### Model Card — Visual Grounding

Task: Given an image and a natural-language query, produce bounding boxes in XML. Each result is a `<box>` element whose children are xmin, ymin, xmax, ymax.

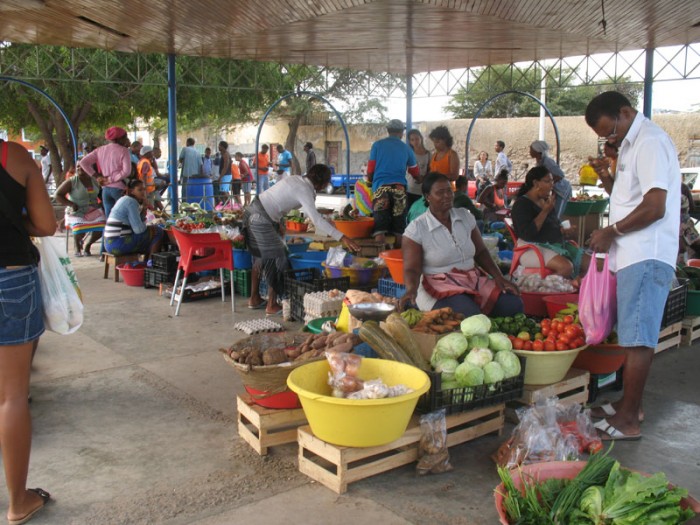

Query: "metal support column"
<box><xmin>167</xmin><ymin>54</ymin><xmax>179</xmax><ymax>214</ymax></box>
<box><xmin>405</xmin><ymin>74</ymin><xmax>413</xmax><ymax>133</ymax></box>
<box><xmin>643</xmin><ymin>48</ymin><xmax>654</xmax><ymax>119</ymax></box>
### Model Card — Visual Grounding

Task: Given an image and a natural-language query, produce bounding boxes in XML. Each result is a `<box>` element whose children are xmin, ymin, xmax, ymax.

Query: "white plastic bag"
<box><xmin>35</xmin><ymin>237</ymin><xmax>83</xmax><ymax>334</ymax></box>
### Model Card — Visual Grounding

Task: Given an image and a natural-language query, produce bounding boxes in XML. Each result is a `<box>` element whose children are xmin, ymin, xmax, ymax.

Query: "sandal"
<box><xmin>8</xmin><ymin>488</ymin><xmax>51</xmax><ymax>525</ymax></box>
<box><xmin>594</xmin><ymin>419</ymin><xmax>642</xmax><ymax>441</ymax></box>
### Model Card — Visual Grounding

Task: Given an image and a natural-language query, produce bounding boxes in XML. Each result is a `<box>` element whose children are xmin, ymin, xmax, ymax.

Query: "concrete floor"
<box><xmin>3</xmin><ymin>238</ymin><xmax>700</xmax><ymax>524</ymax></box>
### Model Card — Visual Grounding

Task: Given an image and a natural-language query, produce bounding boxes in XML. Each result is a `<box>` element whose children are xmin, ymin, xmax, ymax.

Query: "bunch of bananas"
<box><xmin>557</xmin><ymin>302</ymin><xmax>580</xmax><ymax>324</ymax></box>
<box><xmin>400</xmin><ymin>308</ymin><xmax>423</xmax><ymax>328</ymax></box>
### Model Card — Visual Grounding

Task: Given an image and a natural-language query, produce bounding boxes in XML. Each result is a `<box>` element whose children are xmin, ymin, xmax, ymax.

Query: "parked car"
<box><xmin>682</xmin><ymin>167</ymin><xmax>700</xmax><ymax>205</ymax></box>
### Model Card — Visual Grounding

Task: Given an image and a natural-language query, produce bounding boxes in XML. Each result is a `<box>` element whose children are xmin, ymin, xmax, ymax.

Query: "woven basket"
<box><xmin>222</xmin><ymin>333</ymin><xmax>324</xmax><ymax>395</ymax></box>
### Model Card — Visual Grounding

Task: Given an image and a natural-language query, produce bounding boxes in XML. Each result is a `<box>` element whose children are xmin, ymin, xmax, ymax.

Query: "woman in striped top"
<box><xmin>104</xmin><ymin>179</ymin><xmax>163</xmax><ymax>259</ymax></box>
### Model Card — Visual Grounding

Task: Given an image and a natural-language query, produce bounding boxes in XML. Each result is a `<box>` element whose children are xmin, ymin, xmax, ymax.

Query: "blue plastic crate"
<box><xmin>377</xmin><ymin>277</ymin><xmax>406</xmax><ymax>299</ymax></box>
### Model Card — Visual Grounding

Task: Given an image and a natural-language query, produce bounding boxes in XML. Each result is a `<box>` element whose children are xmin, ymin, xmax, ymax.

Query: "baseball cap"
<box><xmin>140</xmin><ymin>145</ymin><xmax>153</xmax><ymax>155</ymax></box>
<box><xmin>387</xmin><ymin>119</ymin><xmax>406</xmax><ymax>131</ymax></box>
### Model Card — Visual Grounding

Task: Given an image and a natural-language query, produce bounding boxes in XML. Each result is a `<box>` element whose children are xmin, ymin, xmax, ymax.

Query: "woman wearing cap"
<box><xmin>54</xmin><ymin>165</ymin><xmax>106</xmax><ymax>256</ymax></box>
<box><xmin>529</xmin><ymin>140</ymin><xmax>571</xmax><ymax>219</ymax></box>
<box><xmin>428</xmin><ymin>125</ymin><xmax>460</xmax><ymax>181</ymax></box>
<box><xmin>244</xmin><ymin>164</ymin><xmax>361</xmax><ymax>315</ymax></box>
<box><xmin>79</xmin><ymin>126</ymin><xmax>132</xmax><ymax>258</ymax></box>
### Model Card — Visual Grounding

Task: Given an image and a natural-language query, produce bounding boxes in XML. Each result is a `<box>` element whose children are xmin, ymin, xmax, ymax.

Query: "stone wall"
<box><xmin>223</xmin><ymin>113</ymin><xmax>700</xmax><ymax>182</ymax></box>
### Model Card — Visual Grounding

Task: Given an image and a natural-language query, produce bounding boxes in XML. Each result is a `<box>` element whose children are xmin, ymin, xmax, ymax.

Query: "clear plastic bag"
<box><xmin>416</xmin><ymin>409</ymin><xmax>453</xmax><ymax>475</ymax></box>
<box><xmin>326</xmin><ymin>245</ymin><xmax>348</xmax><ymax>267</ymax></box>
<box><xmin>326</xmin><ymin>351</ymin><xmax>364</xmax><ymax>397</ymax></box>
<box><xmin>35</xmin><ymin>237</ymin><xmax>83</xmax><ymax>335</ymax></box>
<box><xmin>493</xmin><ymin>397</ymin><xmax>602</xmax><ymax>468</ymax></box>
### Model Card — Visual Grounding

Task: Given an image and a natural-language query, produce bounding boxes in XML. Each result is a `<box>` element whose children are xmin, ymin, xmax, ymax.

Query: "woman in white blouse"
<box><xmin>474</xmin><ymin>150</ymin><xmax>493</xmax><ymax>195</ymax></box>
<box><xmin>244</xmin><ymin>164</ymin><xmax>360</xmax><ymax>315</ymax></box>
<box><xmin>399</xmin><ymin>173</ymin><xmax>522</xmax><ymax>316</ymax></box>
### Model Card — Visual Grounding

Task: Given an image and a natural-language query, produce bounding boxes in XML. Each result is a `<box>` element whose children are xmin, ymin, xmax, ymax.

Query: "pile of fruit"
<box><xmin>506</xmin><ymin>316</ymin><xmax>585</xmax><ymax>351</ymax></box>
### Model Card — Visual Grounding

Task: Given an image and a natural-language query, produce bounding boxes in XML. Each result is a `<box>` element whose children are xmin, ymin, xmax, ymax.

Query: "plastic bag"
<box><xmin>416</xmin><ymin>409</ymin><xmax>453</xmax><ymax>475</ymax></box>
<box><xmin>326</xmin><ymin>351</ymin><xmax>364</xmax><ymax>397</ymax></box>
<box><xmin>326</xmin><ymin>245</ymin><xmax>347</xmax><ymax>267</ymax></box>
<box><xmin>492</xmin><ymin>397</ymin><xmax>602</xmax><ymax>469</ymax></box>
<box><xmin>578</xmin><ymin>253</ymin><xmax>617</xmax><ymax>345</ymax></box>
<box><xmin>35</xmin><ymin>237</ymin><xmax>83</xmax><ymax>335</ymax></box>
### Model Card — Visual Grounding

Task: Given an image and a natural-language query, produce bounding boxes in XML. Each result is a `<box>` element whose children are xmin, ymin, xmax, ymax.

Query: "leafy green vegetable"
<box><xmin>488</xmin><ymin>332</ymin><xmax>513</xmax><ymax>352</ymax></box>
<box><xmin>483</xmin><ymin>361</ymin><xmax>505</xmax><ymax>384</ymax></box>
<box><xmin>460</xmin><ymin>314</ymin><xmax>491</xmax><ymax>337</ymax></box>
<box><xmin>454</xmin><ymin>361</ymin><xmax>484</xmax><ymax>387</ymax></box>
<box><xmin>465</xmin><ymin>347</ymin><xmax>493</xmax><ymax>368</ymax></box>
<box><xmin>432</xmin><ymin>333</ymin><xmax>469</xmax><ymax>360</ymax></box>
<box><xmin>468</xmin><ymin>334</ymin><xmax>490</xmax><ymax>350</ymax></box>
<box><xmin>494</xmin><ymin>350</ymin><xmax>521</xmax><ymax>378</ymax></box>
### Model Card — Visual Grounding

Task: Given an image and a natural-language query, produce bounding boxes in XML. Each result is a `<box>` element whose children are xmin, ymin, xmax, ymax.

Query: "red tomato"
<box><xmin>523</xmin><ymin>341</ymin><xmax>533</xmax><ymax>351</ymax></box>
<box><xmin>541</xmin><ymin>326</ymin><xmax>550</xmax><ymax>337</ymax></box>
<box><xmin>556</xmin><ymin>341</ymin><xmax>569</xmax><ymax>351</ymax></box>
<box><xmin>532</xmin><ymin>340</ymin><xmax>544</xmax><ymax>352</ymax></box>
<box><xmin>544</xmin><ymin>341</ymin><xmax>557</xmax><ymax>352</ymax></box>
<box><xmin>551</xmin><ymin>319</ymin><xmax>561</xmax><ymax>330</ymax></box>
<box><xmin>565</xmin><ymin>325</ymin><xmax>579</xmax><ymax>337</ymax></box>
<box><xmin>541</xmin><ymin>319</ymin><xmax>551</xmax><ymax>329</ymax></box>
<box><xmin>512</xmin><ymin>337</ymin><xmax>525</xmax><ymax>350</ymax></box>
<box><xmin>573</xmin><ymin>337</ymin><xmax>586</xmax><ymax>348</ymax></box>
<box><xmin>557</xmin><ymin>333</ymin><xmax>571</xmax><ymax>345</ymax></box>
<box><xmin>563</xmin><ymin>314</ymin><xmax>574</xmax><ymax>325</ymax></box>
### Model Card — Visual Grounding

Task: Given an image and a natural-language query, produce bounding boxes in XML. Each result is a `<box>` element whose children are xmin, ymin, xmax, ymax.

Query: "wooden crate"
<box><xmin>297</xmin><ymin>403</ymin><xmax>504</xmax><ymax>494</ymax></box>
<box><xmin>236</xmin><ymin>396</ymin><xmax>307</xmax><ymax>456</ymax></box>
<box><xmin>681</xmin><ymin>316</ymin><xmax>700</xmax><ymax>346</ymax></box>
<box><xmin>506</xmin><ymin>368</ymin><xmax>590</xmax><ymax>422</ymax></box>
<box><xmin>655</xmin><ymin>322</ymin><xmax>682</xmax><ymax>354</ymax></box>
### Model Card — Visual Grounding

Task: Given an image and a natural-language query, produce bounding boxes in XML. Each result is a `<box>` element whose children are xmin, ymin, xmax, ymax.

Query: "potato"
<box><xmin>262</xmin><ymin>348</ymin><xmax>287</xmax><ymax>365</ymax></box>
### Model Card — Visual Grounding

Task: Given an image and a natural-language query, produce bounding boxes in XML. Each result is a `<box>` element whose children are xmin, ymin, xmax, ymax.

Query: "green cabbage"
<box><xmin>434</xmin><ymin>358</ymin><xmax>458</xmax><ymax>382</ymax></box>
<box><xmin>488</xmin><ymin>332</ymin><xmax>513</xmax><ymax>352</ymax></box>
<box><xmin>465</xmin><ymin>347</ymin><xmax>493</xmax><ymax>368</ymax></box>
<box><xmin>468</xmin><ymin>334</ymin><xmax>490</xmax><ymax>350</ymax></box>
<box><xmin>432</xmin><ymin>333</ymin><xmax>469</xmax><ymax>360</ymax></box>
<box><xmin>454</xmin><ymin>361</ymin><xmax>484</xmax><ymax>387</ymax></box>
<box><xmin>494</xmin><ymin>350</ymin><xmax>521</xmax><ymax>378</ymax></box>
<box><xmin>440</xmin><ymin>379</ymin><xmax>460</xmax><ymax>391</ymax></box>
<box><xmin>460</xmin><ymin>314</ymin><xmax>491</xmax><ymax>337</ymax></box>
<box><xmin>483</xmin><ymin>361</ymin><xmax>505</xmax><ymax>384</ymax></box>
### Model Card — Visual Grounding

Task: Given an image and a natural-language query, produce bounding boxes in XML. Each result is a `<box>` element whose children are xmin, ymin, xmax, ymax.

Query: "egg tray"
<box><xmin>303</xmin><ymin>291</ymin><xmax>345</xmax><ymax>319</ymax></box>
<box><xmin>233</xmin><ymin>319</ymin><xmax>285</xmax><ymax>335</ymax></box>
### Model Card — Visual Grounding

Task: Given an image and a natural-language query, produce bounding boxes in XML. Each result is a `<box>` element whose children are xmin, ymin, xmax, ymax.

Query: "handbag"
<box><xmin>422</xmin><ymin>268</ymin><xmax>501</xmax><ymax>315</ymax></box>
<box><xmin>578</xmin><ymin>253</ymin><xmax>617</xmax><ymax>345</ymax></box>
<box><xmin>34</xmin><ymin>237</ymin><xmax>84</xmax><ymax>335</ymax></box>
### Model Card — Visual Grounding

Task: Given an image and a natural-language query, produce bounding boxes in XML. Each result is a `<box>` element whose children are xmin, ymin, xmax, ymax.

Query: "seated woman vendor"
<box><xmin>399</xmin><ymin>173</ymin><xmax>523</xmax><ymax>318</ymax></box>
<box><xmin>104</xmin><ymin>178</ymin><xmax>164</xmax><ymax>259</ymax></box>
<box><xmin>510</xmin><ymin>166</ymin><xmax>590</xmax><ymax>277</ymax></box>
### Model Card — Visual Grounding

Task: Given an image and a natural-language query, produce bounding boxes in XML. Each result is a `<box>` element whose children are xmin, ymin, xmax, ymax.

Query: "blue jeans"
<box><xmin>0</xmin><ymin>266</ymin><xmax>44</xmax><ymax>345</ymax></box>
<box><xmin>100</xmin><ymin>186</ymin><xmax>125</xmax><ymax>254</ymax></box>
<box><xmin>257</xmin><ymin>174</ymin><xmax>269</xmax><ymax>193</ymax></box>
<box><xmin>616</xmin><ymin>259</ymin><xmax>675</xmax><ymax>348</ymax></box>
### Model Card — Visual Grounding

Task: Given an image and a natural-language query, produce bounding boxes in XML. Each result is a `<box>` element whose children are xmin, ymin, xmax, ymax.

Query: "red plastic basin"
<box><xmin>244</xmin><ymin>385</ymin><xmax>301</xmax><ymax>409</ymax></box>
<box><xmin>117</xmin><ymin>263</ymin><xmax>146</xmax><ymax>287</ymax></box>
<box><xmin>572</xmin><ymin>343</ymin><xmax>626</xmax><ymax>375</ymax></box>
<box><xmin>543</xmin><ymin>293</ymin><xmax>579</xmax><ymax>318</ymax></box>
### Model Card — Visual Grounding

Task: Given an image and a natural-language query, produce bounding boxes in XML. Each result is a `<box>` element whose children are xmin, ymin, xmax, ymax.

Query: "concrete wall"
<box><xmin>220</xmin><ymin>113</ymin><xmax>700</xmax><ymax>182</ymax></box>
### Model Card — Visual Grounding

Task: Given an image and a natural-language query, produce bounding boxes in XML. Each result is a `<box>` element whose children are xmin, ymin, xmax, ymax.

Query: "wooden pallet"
<box><xmin>297</xmin><ymin>403</ymin><xmax>504</xmax><ymax>494</ymax></box>
<box><xmin>236</xmin><ymin>396</ymin><xmax>307</xmax><ymax>455</ymax></box>
<box><xmin>506</xmin><ymin>368</ymin><xmax>590</xmax><ymax>422</ymax></box>
<box><xmin>681</xmin><ymin>316</ymin><xmax>700</xmax><ymax>346</ymax></box>
<box><xmin>655</xmin><ymin>322</ymin><xmax>682</xmax><ymax>354</ymax></box>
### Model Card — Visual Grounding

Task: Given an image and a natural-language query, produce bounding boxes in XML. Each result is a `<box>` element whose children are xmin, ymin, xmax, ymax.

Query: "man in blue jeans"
<box><xmin>586</xmin><ymin>91</ymin><xmax>680</xmax><ymax>442</ymax></box>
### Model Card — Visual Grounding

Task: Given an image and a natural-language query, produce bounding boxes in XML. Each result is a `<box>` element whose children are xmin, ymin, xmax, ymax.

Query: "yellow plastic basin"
<box><xmin>513</xmin><ymin>345</ymin><xmax>587</xmax><ymax>385</ymax></box>
<box><xmin>287</xmin><ymin>358</ymin><xmax>431</xmax><ymax>447</ymax></box>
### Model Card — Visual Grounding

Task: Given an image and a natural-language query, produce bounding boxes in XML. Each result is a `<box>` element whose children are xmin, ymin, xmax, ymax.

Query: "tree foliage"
<box><xmin>444</xmin><ymin>64</ymin><xmax>642</xmax><ymax>119</ymax></box>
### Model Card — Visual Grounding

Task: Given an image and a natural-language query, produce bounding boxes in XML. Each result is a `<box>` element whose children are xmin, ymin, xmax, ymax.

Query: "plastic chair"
<box><xmin>504</xmin><ymin>218</ymin><xmax>553</xmax><ymax>279</ymax></box>
<box><xmin>170</xmin><ymin>228</ymin><xmax>235</xmax><ymax>316</ymax></box>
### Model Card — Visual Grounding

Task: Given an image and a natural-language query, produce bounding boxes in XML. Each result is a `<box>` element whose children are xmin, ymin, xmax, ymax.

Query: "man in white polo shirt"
<box><xmin>585</xmin><ymin>91</ymin><xmax>680</xmax><ymax>442</ymax></box>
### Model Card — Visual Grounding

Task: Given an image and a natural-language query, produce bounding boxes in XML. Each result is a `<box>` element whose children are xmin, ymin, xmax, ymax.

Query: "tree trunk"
<box><xmin>286</xmin><ymin>114</ymin><xmax>303</xmax><ymax>175</ymax></box>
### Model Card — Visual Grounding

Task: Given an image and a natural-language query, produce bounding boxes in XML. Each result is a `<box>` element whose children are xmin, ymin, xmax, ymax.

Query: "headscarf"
<box><xmin>105</xmin><ymin>126</ymin><xmax>127</xmax><ymax>141</ymax></box>
<box><xmin>530</xmin><ymin>140</ymin><xmax>550</xmax><ymax>157</ymax></box>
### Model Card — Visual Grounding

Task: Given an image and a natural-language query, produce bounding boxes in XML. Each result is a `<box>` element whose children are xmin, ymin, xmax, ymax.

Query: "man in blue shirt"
<box><xmin>366</xmin><ymin>119</ymin><xmax>420</xmax><ymax>246</ymax></box>
<box><xmin>178</xmin><ymin>137</ymin><xmax>203</xmax><ymax>201</ymax></box>
<box><xmin>275</xmin><ymin>144</ymin><xmax>293</xmax><ymax>183</ymax></box>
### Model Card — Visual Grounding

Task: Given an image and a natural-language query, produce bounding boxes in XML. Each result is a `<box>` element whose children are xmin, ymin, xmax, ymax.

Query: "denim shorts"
<box><xmin>616</xmin><ymin>259</ymin><xmax>675</xmax><ymax>348</ymax></box>
<box><xmin>0</xmin><ymin>265</ymin><xmax>44</xmax><ymax>345</ymax></box>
